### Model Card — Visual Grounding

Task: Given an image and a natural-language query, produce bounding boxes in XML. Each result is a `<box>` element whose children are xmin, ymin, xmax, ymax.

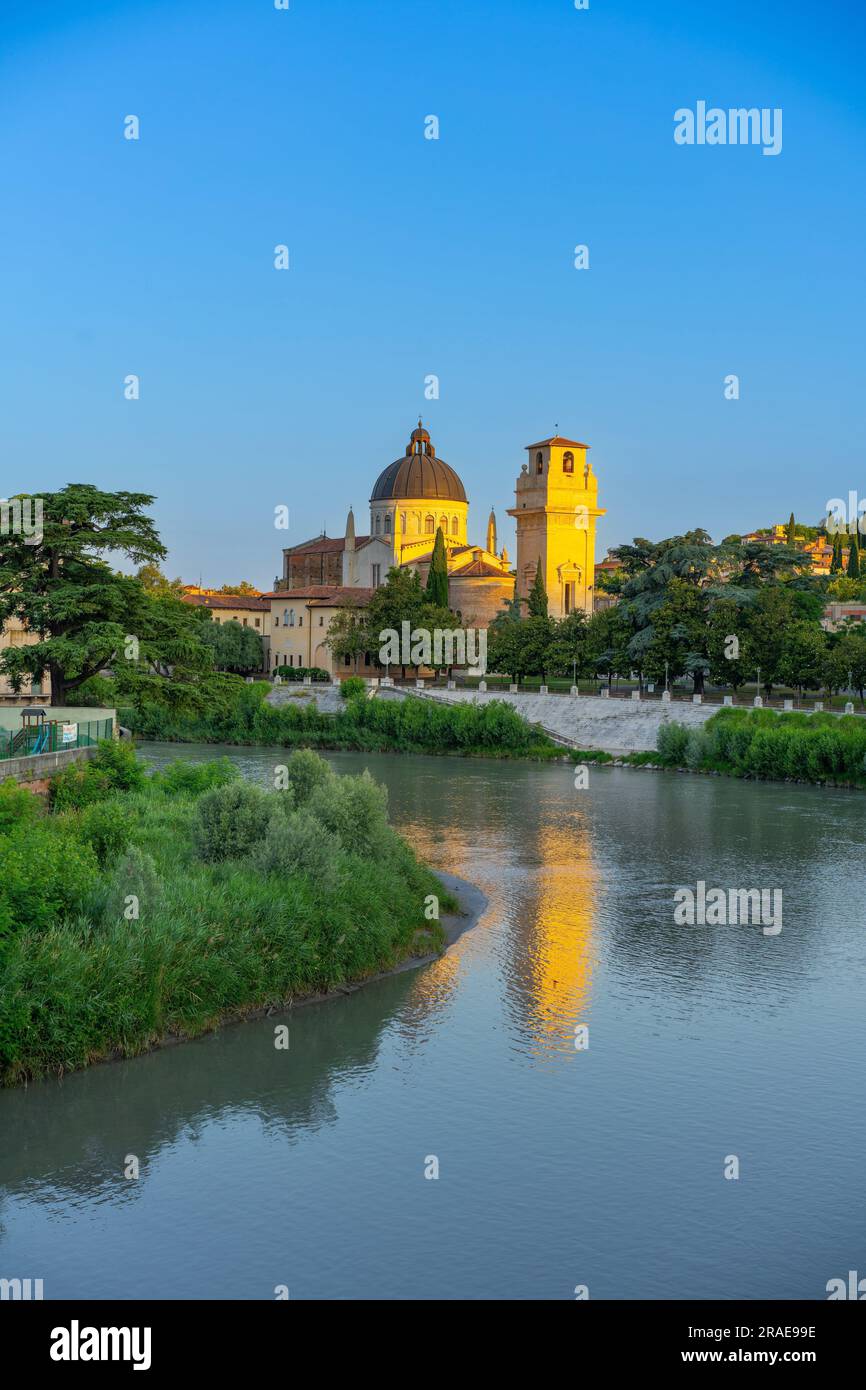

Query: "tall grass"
<box><xmin>122</xmin><ymin>685</ymin><xmax>557</xmax><ymax>758</ymax></box>
<box><xmin>655</xmin><ymin>706</ymin><xmax>866</xmax><ymax>787</ymax></box>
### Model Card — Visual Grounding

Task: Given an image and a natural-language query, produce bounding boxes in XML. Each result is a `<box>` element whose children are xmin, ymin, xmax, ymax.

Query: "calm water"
<box><xmin>1</xmin><ymin>744</ymin><xmax>864</xmax><ymax>1300</ymax></box>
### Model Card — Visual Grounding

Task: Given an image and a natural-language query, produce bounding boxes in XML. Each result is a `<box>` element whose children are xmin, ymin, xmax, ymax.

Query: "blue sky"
<box><xmin>1</xmin><ymin>0</ymin><xmax>864</xmax><ymax>588</ymax></box>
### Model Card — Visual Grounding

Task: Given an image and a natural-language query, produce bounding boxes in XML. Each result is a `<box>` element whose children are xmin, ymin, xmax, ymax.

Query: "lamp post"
<box><xmin>756</xmin><ymin>666</ymin><xmax>761</xmax><ymax>702</ymax></box>
<box><xmin>664</xmin><ymin>660</ymin><xmax>669</xmax><ymax>694</ymax></box>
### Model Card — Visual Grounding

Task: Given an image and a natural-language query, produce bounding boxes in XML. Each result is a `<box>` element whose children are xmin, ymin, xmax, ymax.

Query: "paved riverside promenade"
<box><xmin>381</xmin><ymin>686</ymin><xmax>717</xmax><ymax>755</ymax></box>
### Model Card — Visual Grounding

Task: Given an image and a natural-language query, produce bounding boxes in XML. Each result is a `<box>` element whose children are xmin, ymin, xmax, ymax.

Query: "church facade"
<box><xmin>267</xmin><ymin>421</ymin><xmax>603</xmax><ymax>674</ymax></box>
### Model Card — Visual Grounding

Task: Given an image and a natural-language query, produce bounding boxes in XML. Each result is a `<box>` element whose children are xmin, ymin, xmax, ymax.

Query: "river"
<box><xmin>1</xmin><ymin>744</ymin><xmax>863</xmax><ymax>1300</ymax></box>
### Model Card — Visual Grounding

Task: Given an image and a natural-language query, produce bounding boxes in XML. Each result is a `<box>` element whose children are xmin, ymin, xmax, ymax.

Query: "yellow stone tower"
<box><xmin>508</xmin><ymin>435</ymin><xmax>605</xmax><ymax>618</ymax></box>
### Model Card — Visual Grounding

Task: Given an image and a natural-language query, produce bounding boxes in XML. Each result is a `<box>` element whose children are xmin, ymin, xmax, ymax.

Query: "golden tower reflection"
<box><xmin>518</xmin><ymin>819</ymin><xmax>598</xmax><ymax>1049</ymax></box>
<box><xmin>397</xmin><ymin>796</ymin><xmax>599</xmax><ymax>1053</ymax></box>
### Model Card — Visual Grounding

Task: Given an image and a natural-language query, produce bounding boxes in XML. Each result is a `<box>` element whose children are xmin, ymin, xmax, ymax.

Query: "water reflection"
<box><xmin>2</xmin><ymin>745</ymin><xmax>862</xmax><ymax>1299</ymax></box>
<box><xmin>0</xmin><ymin>971</ymin><xmax>425</xmax><ymax>1214</ymax></box>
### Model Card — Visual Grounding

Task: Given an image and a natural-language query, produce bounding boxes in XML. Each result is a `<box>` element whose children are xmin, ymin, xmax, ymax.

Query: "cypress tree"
<box><xmin>528</xmin><ymin>557</ymin><xmax>548</xmax><ymax>618</ymax></box>
<box><xmin>425</xmin><ymin>526</ymin><xmax>449</xmax><ymax>608</ymax></box>
<box><xmin>786</xmin><ymin>512</ymin><xmax>796</xmax><ymax>546</ymax></box>
<box><xmin>831</xmin><ymin>534</ymin><xmax>842</xmax><ymax>573</ymax></box>
<box><xmin>847</xmin><ymin>538</ymin><xmax>860</xmax><ymax>578</ymax></box>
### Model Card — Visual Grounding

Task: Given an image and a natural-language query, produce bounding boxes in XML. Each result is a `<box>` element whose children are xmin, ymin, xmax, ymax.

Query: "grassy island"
<box><xmin>0</xmin><ymin>742</ymin><xmax>453</xmax><ymax>1085</ymax></box>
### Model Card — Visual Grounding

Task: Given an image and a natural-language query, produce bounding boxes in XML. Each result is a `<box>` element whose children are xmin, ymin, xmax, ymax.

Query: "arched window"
<box><xmin>425</xmin><ymin>515</ymin><xmax>434</xmax><ymax>534</ymax></box>
<box><xmin>400</xmin><ymin>513</ymin><xmax>407</xmax><ymax>533</ymax></box>
<box><xmin>282</xmin><ymin>608</ymin><xmax>289</xmax><ymax>626</ymax></box>
<box><xmin>563</xmin><ymin>451</ymin><xmax>574</xmax><ymax>473</ymax></box>
<box><xmin>439</xmin><ymin>515</ymin><xmax>447</xmax><ymax>533</ymax></box>
<box><xmin>413</xmin><ymin>512</ymin><xmax>421</xmax><ymax>533</ymax></box>
<box><xmin>384</xmin><ymin>514</ymin><xmax>392</xmax><ymax>535</ymax></box>
<box><xmin>375</xmin><ymin>514</ymin><xmax>381</xmax><ymax>535</ymax></box>
<box><xmin>289</xmin><ymin>608</ymin><xmax>295</xmax><ymax>628</ymax></box>
<box><xmin>451</xmin><ymin>515</ymin><xmax>459</xmax><ymax>535</ymax></box>
<box><xmin>536</xmin><ymin>451</ymin><xmax>544</xmax><ymax>474</ymax></box>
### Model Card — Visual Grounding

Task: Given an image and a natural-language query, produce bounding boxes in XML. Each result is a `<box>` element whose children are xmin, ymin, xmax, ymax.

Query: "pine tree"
<box><xmin>425</xmin><ymin>526</ymin><xmax>449</xmax><ymax>609</ymax></box>
<box><xmin>847</xmin><ymin>538</ymin><xmax>860</xmax><ymax>578</ymax></box>
<box><xmin>786</xmin><ymin>512</ymin><xmax>796</xmax><ymax>546</ymax></box>
<box><xmin>528</xmin><ymin>557</ymin><xmax>548</xmax><ymax>618</ymax></box>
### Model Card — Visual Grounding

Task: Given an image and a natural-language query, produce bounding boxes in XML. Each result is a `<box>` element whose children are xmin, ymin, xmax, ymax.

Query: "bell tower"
<box><xmin>508</xmin><ymin>435</ymin><xmax>605</xmax><ymax>618</ymax></box>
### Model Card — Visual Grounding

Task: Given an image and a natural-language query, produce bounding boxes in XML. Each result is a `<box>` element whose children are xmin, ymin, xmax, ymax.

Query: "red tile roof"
<box><xmin>282</xmin><ymin>534</ymin><xmax>371</xmax><ymax>556</ymax></box>
<box><xmin>261</xmin><ymin>586</ymin><xmax>374</xmax><ymax>605</ymax></box>
<box><xmin>182</xmin><ymin>593</ymin><xmax>271</xmax><ymax>611</ymax></box>
<box><xmin>525</xmin><ymin>436</ymin><xmax>589</xmax><ymax>450</ymax></box>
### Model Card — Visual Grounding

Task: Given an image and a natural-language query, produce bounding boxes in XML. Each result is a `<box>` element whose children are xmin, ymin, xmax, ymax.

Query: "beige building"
<box><xmin>822</xmin><ymin>602</ymin><xmax>866</xmax><ymax>632</ymax></box>
<box><xmin>264</xmin><ymin>587</ymin><xmax>374</xmax><ymax>676</ymax></box>
<box><xmin>0</xmin><ymin>617</ymin><xmax>50</xmax><ymax>702</ymax></box>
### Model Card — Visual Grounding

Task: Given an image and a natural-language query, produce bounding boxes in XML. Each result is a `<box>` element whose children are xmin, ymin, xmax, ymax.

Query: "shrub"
<box><xmin>274</xmin><ymin>665</ymin><xmax>330</xmax><ymax>682</ymax></box>
<box><xmin>48</xmin><ymin>761</ymin><xmax>112</xmax><ymax>812</ymax></box>
<box><xmin>308</xmin><ymin>769</ymin><xmax>392</xmax><ymax>859</ymax></box>
<box><xmin>339</xmin><ymin>676</ymin><xmax>367</xmax><ymax>701</ymax></box>
<box><xmin>101</xmin><ymin>845</ymin><xmax>162</xmax><ymax>927</ymax></box>
<box><xmin>283</xmin><ymin>748</ymin><xmax>334</xmax><ymax>805</ymax></box>
<box><xmin>89</xmin><ymin>738</ymin><xmax>144</xmax><ymax>791</ymax></box>
<box><xmin>0</xmin><ymin>778</ymin><xmax>42</xmax><ymax>833</ymax></box>
<box><xmin>254</xmin><ymin>808</ymin><xmax>340</xmax><ymax>888</ymax></box>
<box><xmin>656</xmin><ymin>722</ymin><xmax>690</xmax><ymax>765</ymax></box>
<box><xmin>76</xmin><ymin>799</ymin><xmax>133</xmax><ymax>867</ymax></box>
<box><xmin>684</xmin><ymin>729</ymin><xmax>709</xmax><ymax>770</ymax></box>
<box><xmin>0</xmin><ymin>822</ymin><xmax>99</xmax><ymax>936</ymax></box>
<box><xmin>192</xmin><ymin>780</ymin><xmax>274</xmax><ymax>862</ymax></box>
<box><xmin>154</xmin><ymin>757</ymin><xmax>240</xmax><ymax>797</ymax></box>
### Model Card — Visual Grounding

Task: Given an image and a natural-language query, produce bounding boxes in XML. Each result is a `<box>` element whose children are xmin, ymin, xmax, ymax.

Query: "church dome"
<box><xmin>370</xmin><ymin>421</ymin><xmax>467</xmax><ymax>503</ymax></box>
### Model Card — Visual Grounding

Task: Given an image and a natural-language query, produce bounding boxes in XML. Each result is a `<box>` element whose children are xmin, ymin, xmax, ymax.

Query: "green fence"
<box><xmin>0</xmin><ymin>717</ymin><xmax>114</xmax><ymax>761</ymax></box>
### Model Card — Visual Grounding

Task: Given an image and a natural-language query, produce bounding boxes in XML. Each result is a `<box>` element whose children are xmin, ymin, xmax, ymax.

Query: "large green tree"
<box><xmin>0</xmin><ymin>486</ymin><xmax>166</xmax><ymax>705</ymax></box>
<box><xmin>584</xmin><ymin>605</ymin><xmax>632</xmax><ymax>689</ymax></box>
<box><xmin>0</xmin><ymin>485</ymin><xmax>234</xmax><ymax>712</ymax></box>
<box><xmin>546</xmin><ymin>610</ymin><xmax>591</xmax><ymax>681</ymax></box>
<box><xmin>136</xmin><ymin>562</ymin><xmax>184</xmax><ymax>596</ymax></box>
<box><xmin>325</xmin><ymin>601</ymin><xmax>371</xmax><ymax>675</ymax></box>
<box><xmin>824</xmin><ymin>626</ymin><xmax>866</xmax><ymax>701</ymax></box>
<box><xmin>199</xmin><ymin>618</ymin><xmax>264</xmax><ymax>673</ymax></box>
<box><xmin>777</xmin><ymin>621</ymin><xmax>827</xmax><ymax>697</ymax></box>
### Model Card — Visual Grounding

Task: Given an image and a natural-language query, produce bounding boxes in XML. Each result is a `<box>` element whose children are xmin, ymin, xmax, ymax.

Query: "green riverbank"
<box><xmin>570</xmin><ymin>706</ymin><xmax>866</xmax><ymax>789</ymax></box>
<box><xmin>0</xmin><ymin>743</ymin><xmax>459</xmax><ymax>1085</ymax></box>
<box><xmin>120</xmin><ymin>683</ymin><xmax>558</xmax><ymax>759</ymax></box>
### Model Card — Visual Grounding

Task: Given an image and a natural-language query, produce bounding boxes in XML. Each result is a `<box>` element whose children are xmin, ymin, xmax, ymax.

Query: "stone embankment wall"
<box><xmin>1</xmin><ymin>744</ymin><xmax>97</xmax><ymax>794</ymax></box>
<box><xmin>267</xmin><ymin>683</ymin><xmax>344</xmax><ymax>715</ymax></box>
